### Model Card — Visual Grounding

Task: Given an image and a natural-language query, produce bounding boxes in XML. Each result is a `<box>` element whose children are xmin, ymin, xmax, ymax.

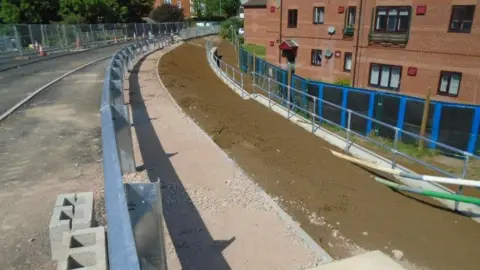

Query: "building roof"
<box><xmin>243</xmin><ymin>0</ymin><xmax>267</xmax><ymax>8</ymax></box>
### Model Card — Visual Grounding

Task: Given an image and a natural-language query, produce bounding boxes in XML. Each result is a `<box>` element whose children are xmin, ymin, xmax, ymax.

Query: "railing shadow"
<box><xmin>128</xmin><ymin>56</ymin><xmax>233</xmax><ymax>270</ymax></box>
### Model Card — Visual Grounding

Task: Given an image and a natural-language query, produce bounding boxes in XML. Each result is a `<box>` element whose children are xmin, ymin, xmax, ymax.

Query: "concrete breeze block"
<box><xmin>56</xmin><ymin>226</ymin><xmax>107</xmax><ymax>270</ymax></box>
<box><xmin>50</xmin><ymin>206</ymin><xmax>74</xmax><ymax>260</ymax></box>
<box><xmin>50</xmin><ymin>192</ymin><xmax>94</xmax><ymax>260</ymax></box>
<box><xmin>54</xmin><ymin>192</ymin><xmax>94</xmax><ymax>230</ymax></box>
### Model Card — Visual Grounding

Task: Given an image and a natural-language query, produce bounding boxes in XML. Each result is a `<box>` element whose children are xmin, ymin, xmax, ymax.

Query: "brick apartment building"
<box><xmin>154</xmin><ymin>0</ymin><xmax>192</xmax><ymax>17</ymax></box>
<box><xmin>243</xmin><ymin>0</ymin><xmax>480</xmax><ymax>104</ymax></box>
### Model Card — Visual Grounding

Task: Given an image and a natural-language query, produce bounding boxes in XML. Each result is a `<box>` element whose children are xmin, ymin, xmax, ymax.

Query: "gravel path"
<box><xmin>125</xmin><ymin>43</ymin><xmax>327</xmax><ymax>270</ymax></box>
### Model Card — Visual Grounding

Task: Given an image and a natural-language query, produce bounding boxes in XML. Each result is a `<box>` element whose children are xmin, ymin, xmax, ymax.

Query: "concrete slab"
<box><xmin>309</xmin><ymin>251</ymin><xmax>405</xmax><ymax>270</ymax></box>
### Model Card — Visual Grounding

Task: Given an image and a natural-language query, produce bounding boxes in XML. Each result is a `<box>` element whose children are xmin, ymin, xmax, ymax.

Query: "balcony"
<box><xmin>343</xmin><ymin>25</ymin><xmax>355</xmax><ymax>40</ymax></box>
<box><xmin>368</xmin><ymin>32</ymin><xmax>409</xmax><ymax>47</ymax></box>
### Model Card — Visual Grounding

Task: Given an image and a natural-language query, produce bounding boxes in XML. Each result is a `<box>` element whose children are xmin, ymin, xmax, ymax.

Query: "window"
<box><xmin>369</xmin><ymin>63</ymin><xmax>402</xmax><ymax>90</ymax></box>
<box><xmin>375</xmin><ymin>6</ymin><xmax>411</xmax><ymax>32</ymax></box>
<box><xmin>449</xmin><ymin>6</ymin><xmax>475</xmax><ymax>33</ymax></box>
<box><xmin>438</xmin><ymin>72</ymin><xmax>461</xmax><ymax>96</ymax></box>
<box><xmin>311</xmin><ymin>50</ymin><xmax>322</xmax><ymax>66</ymax></box>
<box><xmin>164</xmin><ymin>0</ymin><xmax>172</xmax><ymax>4</ymax></box>
<box><xmin>176</xmin><ymin>0</ymin><xmax>181</xmax><ymax>8</ymax></box>
<box><xmin>346</xmin><ymin>7</ymin><xmax>356</xmax><ymax>25</ymax></box>
<box><xmin>344</xmin><ymin>53</ymin><xmax>352</xmax><ymax>72</ymax></box>
<box><xmin>288</xmin><ymin>9</ymin><xmax>298</xmax><ymax>28</ymax></box>
<box><xmin>313</xmin><ymin>7</ymin><xmax>325</xmax><ymax>24</ymax></box>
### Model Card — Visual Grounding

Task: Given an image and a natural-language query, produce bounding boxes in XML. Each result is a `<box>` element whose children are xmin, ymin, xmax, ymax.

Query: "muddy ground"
<box><xmin>158</xmin><ymin>39</ymin><xmax>480</xmax><ymax>270</ymax></box>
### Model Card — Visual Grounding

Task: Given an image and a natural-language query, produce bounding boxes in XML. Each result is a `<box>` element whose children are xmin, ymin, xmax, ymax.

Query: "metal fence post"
<box><xmin>13</xmin><ymin>25</ymin><xmax>23</xmax><ymax>57</ymax></box>
<box><xmin>268</xmin><ymin>78</ymin><xmax>271</xmax><ymax>108</ymax></box>
<box><xmin>312</xmin><ymin>99</ymin><xmax>317</xmax><ymax>133</ymax></box>
<box><xmin>287</xmin><ymin>85</ymin><xmax>291</xmax><ymax>118</ymax></box>
<box><xmin>345</xmin><ymin>110</ymin><xmax>352</xmax><ymax>151</ymax></box>
<box><xmin>90</xmin><ymin>24</ymin><xmax>96</xmax><ymax>45</ymax></box>
<box><xmin>143</xmin><ymin>23</ymin><xmax>146</xmax><ymax>38</ymax></box>
<box><xmin>28</xmin><ymin>24</ymin><xmax>34</xmax><ymax>49</ymax></box>
<box><xmin>62</xmin><ymin>25</ymin><xmax>68</xmax><ymax>48</ymax></box>
<box><xmin>455</xmin><ymin>154</ymin><xmax>470</xmax><ymax>210</ymax></box>
<box><xmin>102</xmin><ymin>24</ymin><xmax>107</xmax><ymax>41</ymax></box>
<box><xmin>41</xmin><ymin>24</ymin><xmax>46</xmax><ymax>47</ymax></box>
<box><xmin>392</xmin><ymin>128</ymin><xmax>399</xmax><ymax>168</ymax></box>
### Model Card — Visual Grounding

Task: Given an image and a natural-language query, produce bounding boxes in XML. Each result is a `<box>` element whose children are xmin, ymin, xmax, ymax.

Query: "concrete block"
<box><xmin>49</xmin><ymin>206</ymin><xmax>74</xmax><ymax>260</ymax></box>
<box><xmin>56</xmin><ymin>227</ymin><xmax>107</xmax><ymax>270</ymax></box>
<box><xmin>50</xmin><ymin>192</ymin><xmax>94</xmax><ymax>260</ymax></box>
<box><xmin>55</xmin><ymin>192</ymin><xmax>94</xmax><ymax>230</ymax></box>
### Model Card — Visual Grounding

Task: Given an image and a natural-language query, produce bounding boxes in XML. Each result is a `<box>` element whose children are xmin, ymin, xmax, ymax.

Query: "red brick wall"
<box><xmin>243</xmin><ymin>0</ymin><xmax>480</xmax><ymax>104</ymax></box>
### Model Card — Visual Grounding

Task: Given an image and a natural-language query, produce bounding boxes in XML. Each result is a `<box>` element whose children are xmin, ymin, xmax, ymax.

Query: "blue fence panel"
<box><xmin>241</xmin><ymin>49</ymin><xmax>480</xmax><ymax>154</ymax></box>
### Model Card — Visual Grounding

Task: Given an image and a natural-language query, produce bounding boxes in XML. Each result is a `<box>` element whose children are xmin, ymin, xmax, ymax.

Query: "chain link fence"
<box><xmin>0</xmin><ymin>22</ymin><xmax>188</xmax><ymax>59</ymax></box>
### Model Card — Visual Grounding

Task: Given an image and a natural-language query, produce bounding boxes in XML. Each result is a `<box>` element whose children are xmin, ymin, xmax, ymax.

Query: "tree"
<box><xmin>117</xmin><ymin>0</ymin><xmax>154</xmax><ymax>22</ymax></box>
<box><xmin>59</xmin><ymin>0</ymin><xmax>123</xmax><ymax>23</ymax></box>
<box><xmin>0</xmin><ymin>0</ymin><xmax>61</xmax><ymax>23</ymax></box>
<box><xmin>221</xmin><ymin>0</ymin><xmax>240</xmax><ymax>18</ymax></box>
<box><xmin>150</xmin><ymin>4</ymin><xmax>184</xmax><ymax>22</ymax></box>
<box><xmin>191</xmin><ymin>0</ymin><xmax>205</xmax><ymax>18</ymax></box>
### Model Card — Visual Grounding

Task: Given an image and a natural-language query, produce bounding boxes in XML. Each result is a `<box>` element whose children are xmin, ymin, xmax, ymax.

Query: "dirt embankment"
<box><xmin>158</xmin><ymin>39</ymin><xmax>480</xmax><ymax>270</ymax></box>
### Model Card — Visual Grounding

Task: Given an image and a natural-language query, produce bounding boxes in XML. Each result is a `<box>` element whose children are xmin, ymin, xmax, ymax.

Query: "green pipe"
<box><xmin>375</xmin><ymin>177</ymin><xmax>480</xmax><ymax>205</ymax></box>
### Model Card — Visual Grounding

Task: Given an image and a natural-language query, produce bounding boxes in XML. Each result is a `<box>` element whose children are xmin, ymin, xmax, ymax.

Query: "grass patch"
<box><xmin>242</xmin><ymin>43</ymin><xmax>266</xmax><ymax>58</ymax></box>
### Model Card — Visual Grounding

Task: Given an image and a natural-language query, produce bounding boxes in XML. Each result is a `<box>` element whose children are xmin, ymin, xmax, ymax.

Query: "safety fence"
<box><xmin>101</xmin><ymin>26</ymin><xmax>219</xmax><ymax>269</ymax></box>
<box><xmin>206</xmin><ymin>41</ymin><xmax>480</xmax><ymax>191</ymax></box>
<box><xmin>239</xmin><ymin>48</ymin><xmax>480</xmax><ymax>156</ymax></box>
<box><xmin>0</xmin><ymin>22</ymin><xmax>187</xmax><ymax>59</ymax></box>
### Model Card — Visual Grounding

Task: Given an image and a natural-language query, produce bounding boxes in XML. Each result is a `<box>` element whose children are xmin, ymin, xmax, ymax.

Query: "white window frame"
<box><xmin>313</xmin><ymin>7</ymin><xmax>325</xmax><ymax>24</ymax></box>
<box><xmin>369</xmin><ymin>63</ymin><xmax>402</xmax><ymax>90</ymax></box>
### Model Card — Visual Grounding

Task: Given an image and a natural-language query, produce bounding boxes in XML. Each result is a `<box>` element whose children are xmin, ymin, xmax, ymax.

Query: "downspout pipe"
<box><xmin>279</xmin><ymin>0</ymin><xmax>283</xmax><ymax>66</ymax></box>
<box><xmin>352</xmin><ymin>0</ymin><xmax>364</xmax><ymax>87</ymax></box>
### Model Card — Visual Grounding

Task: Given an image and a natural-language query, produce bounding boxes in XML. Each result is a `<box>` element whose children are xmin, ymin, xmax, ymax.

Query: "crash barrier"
<box><xmin>101</xmin><ymin>26</ymin><xmax>219</xmax><ymax>269</ymax></box>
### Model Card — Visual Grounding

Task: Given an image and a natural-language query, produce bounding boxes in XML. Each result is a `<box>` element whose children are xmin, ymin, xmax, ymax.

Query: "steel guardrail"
<box><xmin>101</xmin><ymin>25</ymin><xmax>219</xmax><ymax>269</ymax></box>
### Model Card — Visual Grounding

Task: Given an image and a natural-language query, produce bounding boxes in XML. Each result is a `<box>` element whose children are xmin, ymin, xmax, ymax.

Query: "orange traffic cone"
<box><xmin>38</xmin><ymin>45</ymin><xmax>47</xmax><ymax>56</ymax></box>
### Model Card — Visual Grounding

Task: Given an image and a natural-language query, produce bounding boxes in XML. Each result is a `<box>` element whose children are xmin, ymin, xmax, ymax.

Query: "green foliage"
<box><xmin>59</xmin><ymin>0</ymin><xmax>124</xmax><ymax>23</ymax></box>
<box><xmin>0</xmin><ymin>0</ymin><xmax>153</xmax><ymax>24</ymax></box>
<box><xmin>0</xmin><ymin>0</ymin><xmax>61</xmax><ymax>23</ymax></box>
<box><xmin>204</xmin><ymin>0</ymin><xmax>220</xmax><ymax>17</ymax></box>
<box><xmin>60</xmin><ymin>14</ymin><xmax>87</xmax><ymax>24</ymax></box>
<box><xmin>221</xmin><ymin>0</ymin><xmax>240</xmax><ymax>17</ymax></box>
<box><xmin>191</xmin><ymin>0</ymin><xmax>204</xmax><ymax>17</ymax></box>
<box><xmin>219</xmin><ymin>16</ymin><xmax>243</xmax><ymax>39</ymax></box>
<box><xmin>242</xmin><ymin>44</ymin><xmax>266</xmax><ymax>58</ymax></box>
<box><xmin>150</xmin><ymin>4</ymin><xmax>184</xmax><ymax>22</ymax></box>
<box><xmin>117</xmin><ymin>0</ymin><xmax>154</xmax><ymax>22</ymax></box>
<box><xmin>333</xmin><ymin>78</ymin><xmax>351</xmax><ymax>86</ymax></box>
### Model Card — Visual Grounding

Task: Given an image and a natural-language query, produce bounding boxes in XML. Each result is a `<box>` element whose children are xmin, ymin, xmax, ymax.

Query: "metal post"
<box><xmin>392</xmin><ymin>128</ymin><xmax>399</xmax><ymax>169</ymax></box>
<box><xmin>287</xmin><ymin>85</ymin><xmax>291</xmax><ymax>118</ymax></box>
<box><xmin>56</xmin><ymin>25</ymin><xmax>63</xmax><ymax>48</ymax></box>
<box><xmin>124</xmin><ymin>24</ymin><xmax>128</xmax><ymax>41</ymax></box>
<box><xmin>345</xmin><ymin>110</ymin><xmax>352</xmax><ymax>151</ymax></box>
<box><xmin>455</xmin><ymin>154</ymin><xmax>470</xmax><ymax>210</ymax></box>
<box><xmin>62</xmin><ymin>25</ymin><xmax>68</xmax><ymax>49</ymax></box>
<box><xmin>41</xmin><ymin>25</ymin><xmax>46</xmax><ymax>47</ymax></box>
<box><xmin>102</xmin><ymin>24</ymin><xmax>107</xmax><ymax>41</ymax></box>
<box><xmin>143</xmin><ymin>23</ymin><xmax>146</xmax><ymax>38</ymax></box>
<box><xmin>312</xmin><ymin>99</ymin><xmax>317</xmax><ymax>133</ymax></box>
<box><xmin>268</xmin><ymin>78</ymin><xmax>271</xmax><ymax>108</ymax></box>
<box><xmin>90</xmin><ymin>24</ymin><xmax>96</xmax><ymax>45</ymax></box>
<box><xmin>13</xmin><ymin>25</ymin><xmax>23</xmax><ymax>57</ymax></box>
<box><xmin>134</xmin><ymin>23</ymin><xmax>138</xmax><ymax>38</ymax></box>
<box><xmin>28</xmin><ymin>24</ymin><xmax>34</xmax><ymax>50</ymax></box>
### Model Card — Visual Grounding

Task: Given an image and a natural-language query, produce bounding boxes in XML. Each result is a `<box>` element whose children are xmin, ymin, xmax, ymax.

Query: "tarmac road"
<box><xmin>0</xmin><ymin>41</ymin><xmax>133</xmax><ymax>118</ymax></box>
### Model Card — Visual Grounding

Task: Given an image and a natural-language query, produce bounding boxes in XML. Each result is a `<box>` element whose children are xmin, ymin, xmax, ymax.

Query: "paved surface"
<box><xmin>0</xmin><ymin>61</ymin><xmax>107</xmax><ymax>269</ymax></box>
<box><xmin>0</xmin><ymin>41</ymin><xmax>133</xmax><ymax>117</ymax></box>
<box><xmin>125</xmin><ymin>45</ymin><xmax>326</xmax><ymax>269</ymax></box>
<box><xmin>157</xmin><ymin>39</ymin><xmax>480</xmax><ymax>270</ymax></box>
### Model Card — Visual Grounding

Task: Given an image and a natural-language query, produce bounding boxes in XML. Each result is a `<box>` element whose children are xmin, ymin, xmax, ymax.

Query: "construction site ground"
<box><xmin>157</xmin><ymin>37</ymin><xmax>480</xmax><ymax>270</ymax></box>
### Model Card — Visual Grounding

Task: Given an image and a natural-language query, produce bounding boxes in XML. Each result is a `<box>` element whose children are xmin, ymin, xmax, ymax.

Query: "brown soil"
<box><xmin>159</xmin><ymin>39</ymin><xmax>480</xmax><ymax>270</ymax></box>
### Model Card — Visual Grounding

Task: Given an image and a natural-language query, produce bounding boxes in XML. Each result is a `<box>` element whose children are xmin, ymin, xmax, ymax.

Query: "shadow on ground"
<box><xmin>128</xmin><ymin>57</ymin><xmax>233</xmax><ymax>270</ymax></box>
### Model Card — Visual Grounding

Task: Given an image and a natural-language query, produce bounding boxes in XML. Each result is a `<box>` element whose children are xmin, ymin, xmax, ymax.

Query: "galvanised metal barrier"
<box><xmin>206</xmin><ymin>40</ymin><xmax>480</xmax><ymax>194</ymax></box>
<box><xmin>101</xmin><ymin>26</ymin><xmax>218</xmax><ymax>270</ymax></box>
<box><xmin>0</xmin><ymin>22</ymin><xmax>187</xmax><ymax>60</ymax></box>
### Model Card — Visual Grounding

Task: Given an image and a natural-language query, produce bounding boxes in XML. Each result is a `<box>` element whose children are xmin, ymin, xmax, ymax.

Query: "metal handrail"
<box><xmin>204</xmin><ymin>40</ymin><xmax>479</xmax><ymax>192</ymax></box>
<box><xmin>101</xmin><ymin>26</ymin><xmax>219</xmax><ymax>269</ymax></box>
